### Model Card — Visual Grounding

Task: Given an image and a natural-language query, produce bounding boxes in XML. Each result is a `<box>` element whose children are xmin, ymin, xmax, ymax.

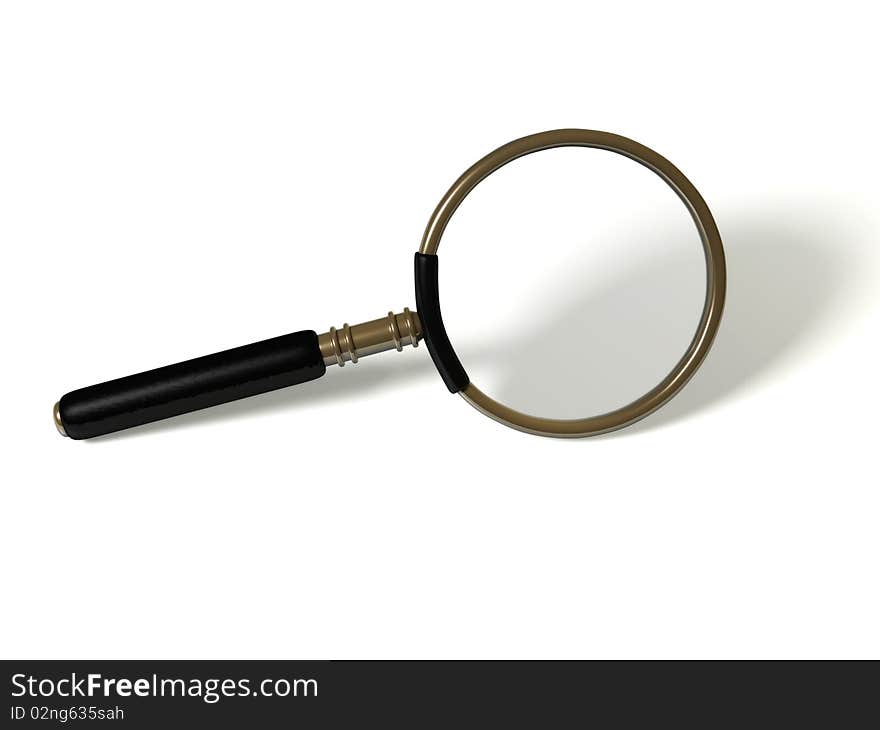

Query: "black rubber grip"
<box><xmin>59</xmin><ymin>330</ymin><xmax>326</xmax><ymax>439</ymax></box>
<box><xmin>414</xmin><ymin>252</ymin><xmax>469</xmax><ymax>392</ymax></box>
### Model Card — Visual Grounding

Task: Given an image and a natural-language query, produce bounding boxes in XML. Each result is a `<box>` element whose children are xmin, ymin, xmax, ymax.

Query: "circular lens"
<box><xmin>440</xmin><ymin>146</ymin><xmax>706</xmax><ymax>419</ymax></box>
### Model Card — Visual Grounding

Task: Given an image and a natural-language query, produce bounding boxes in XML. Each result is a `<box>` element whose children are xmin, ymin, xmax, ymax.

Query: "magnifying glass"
<box><xmin>54</xmin><ymin>129</ymin><xmax>726</xmax><ymax>440</ymax></box>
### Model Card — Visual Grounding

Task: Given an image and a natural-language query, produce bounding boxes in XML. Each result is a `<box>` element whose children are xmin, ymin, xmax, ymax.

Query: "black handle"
<box><xmin>58</xmin><ymin>330</ymin><xmax>326</xmax><ymax>439</ymax></box>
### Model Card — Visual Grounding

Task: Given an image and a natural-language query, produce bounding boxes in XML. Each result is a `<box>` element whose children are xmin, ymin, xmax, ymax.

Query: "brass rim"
<box><xmin>419</xmin><ymin>129</ymin><xmax>726</xmax><ymax>437</ymax></box>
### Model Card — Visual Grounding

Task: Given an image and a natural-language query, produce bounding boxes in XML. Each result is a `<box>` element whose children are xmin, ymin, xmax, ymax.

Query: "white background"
<box><xmin>1</xmin><ymin>1</ymin><xmax>878</xmax><ymax>659</ymax></box>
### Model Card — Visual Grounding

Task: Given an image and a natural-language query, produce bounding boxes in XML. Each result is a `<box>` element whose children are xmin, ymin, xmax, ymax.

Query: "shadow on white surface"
<box><xmin>445</xmin><ymin>202</ymin><xmax>866</xmax><ymax>434</ymax></box>
<box><xmin>622</xmin><ymin>204</ymin><xmax>866</xmax><ymax>434</ymax></box>
<box><xmin>91</xmin><ymin>203</ymin><xmax>867</xmax><ymax>441</ymax></box>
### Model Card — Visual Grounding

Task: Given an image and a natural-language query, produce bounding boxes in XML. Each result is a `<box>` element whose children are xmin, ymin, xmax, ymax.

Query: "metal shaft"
<box><xmin>318</xmin><ymin>308</ymin><xmax>421</xmax><ymax>367</ymax></box>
